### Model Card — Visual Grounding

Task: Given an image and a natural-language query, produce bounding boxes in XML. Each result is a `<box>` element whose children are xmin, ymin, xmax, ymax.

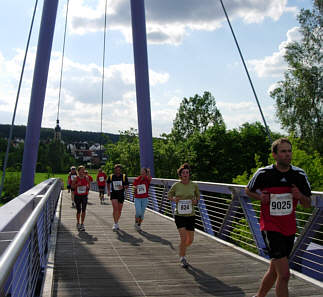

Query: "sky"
<box><xmin>0</xmin><ymin>0</ymin><xmax>312</xmax><ymax>137</ymax></box>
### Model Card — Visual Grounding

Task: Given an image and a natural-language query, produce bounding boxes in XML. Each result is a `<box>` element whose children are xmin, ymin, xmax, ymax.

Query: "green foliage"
<box><xmin>105</xmin><ymin>128</ymin><xmax>140</xmax><ymax>176</ymax></box>
<box><xmin>171</xmin><ymin>91</ymin><xmax>225</xmax><ymax>141</ymax></box>
<box><xmin>231</xmin><ymin>218</ymin><xmax>258</xmax><ymax>253</ymax></box>
<box><xmin>270</xmin><ymin>1</ymin><xmax>323</xmax><ymax>154</ymax></box>
<box><xmin>0</xmin><ymin>171</ymin><xmax>21</xmax><ymax>203</ymax></box>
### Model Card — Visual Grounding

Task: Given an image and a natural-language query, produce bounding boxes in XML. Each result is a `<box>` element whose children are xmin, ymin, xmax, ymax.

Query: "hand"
<box><xmin>172</xmin><ymin>197</ymin><xmax>180</xmax><ymax>203</ymax></box>
<box><xmin>291</xmin><ymin>184</ymin><xmax>302</xmax><ymax>200</ymax></box>
<box><xmin>260</xmin><ymin>191</ymin><xmax>270</xmax><ymax>204</ymax></box>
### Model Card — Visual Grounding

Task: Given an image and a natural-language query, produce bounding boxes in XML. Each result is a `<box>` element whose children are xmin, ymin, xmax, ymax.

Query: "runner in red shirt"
<box><xmin>246</xmin><ymin>138</ymin><xmax>311</xmax><ymax>297</ymax></box>
<box><xmin>68</xmin><ymin>166</ymin><xmax>77</xmax><ymax>208</ymax></box>
<box><xmin>133</xmin><ymin>168</ymin><xmax>152</xmax><ymax>231</ymax></box>
<box><xmin>96</xmin><ymin>168</ymin><xmax>107</xmax><ymax>204</ymax></box>
<box><xmin>72</xmin><ymin>165</ymin><xmax>90</xmax><ymax>231</ymax></box>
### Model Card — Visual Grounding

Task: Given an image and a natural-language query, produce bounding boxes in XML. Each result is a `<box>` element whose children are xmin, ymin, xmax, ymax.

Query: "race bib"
<box><xmin>178</xmin><ymin>200</ymin><xmax>193</xmax><ymax>215</ymax></box>
<box><xmin>270</xmin><ymin>193</ymin><xmax>293</xmax><ymax>216</ymax></box>
<box><xmin>137</xmin><ymin>184</ymin><xmax>147</xmax><ymax>195</ymax></box>
<box><xmin>99</xmin><ymin>176</ymin><xmax>104</xmax><ymax>182</ymax></box>
<box><xmin>71</xmin><ymin>175</ymin><xmax>77</xmax><ymax>181</ymax></box>
<box><xmin>77</xmin><ymin>186</ymin><xmax>86</xmax><ymax>194</ymax></box>
<box><xmin>113</xmin><ymin>180</ymin><xmax>123</xmax><ymax>190</ymax></box>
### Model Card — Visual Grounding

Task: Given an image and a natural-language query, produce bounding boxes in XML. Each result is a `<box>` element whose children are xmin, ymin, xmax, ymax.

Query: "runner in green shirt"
<box><xmin>168</xmin><ymin>163</ymin><xmax>200</xmax><ymax>268</ymax></box>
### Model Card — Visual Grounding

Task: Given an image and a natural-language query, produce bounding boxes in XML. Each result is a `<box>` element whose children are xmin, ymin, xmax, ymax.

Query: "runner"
<box><xmin>133</xmin><ymin>168</ymin><xmax>152</xmax><ymax>231</ymax></box>
<box><xmin>71</xmin><ymin>165</ymin><xmax>90</xmax><ymax>231</ymax></box>
<box><xmin>168</xmin><ymin>163</ymin><xmax>200</xmax><ymax>268</ymax></box>
<box><xmin>245</xmin><ymin>138</ymin><xmax>311</xmax><ymax>297</ymax></box>
<box><xmin>67</xmin><ymin>166</ymin><xmax>77</xmax><ymax>207</ymax></box>
<box><xmin>107</xmin><ymin>164</ymin><xmax>129</xmax><ymax>231</ymax></box>
<box><xmin>85</xmin><ymin>170</ymin><xmax>93</xmax><ymax>183</ymax></box>
<box><xmin>66</xmin><ymin>171</ymin><xmax>71</xmax><ymax>193</ymax></box>
<box><xmin>96</xmin><ymin>168</ymin><xmax>107</xmax><ymax>204</ymax></box>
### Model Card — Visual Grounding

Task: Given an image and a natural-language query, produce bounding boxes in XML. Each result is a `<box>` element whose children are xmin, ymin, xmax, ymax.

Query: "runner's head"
<box><xmin>98</xmin><ymin>168</ymin><xmax>102</xmax><ymax>172</ymax></box>
<box><xmin>70</xmin><ymin>166</ymin><xmax>76</xmax><ymax>173</ymax></box>
<box><xmin>140</xmin><ymin>168</ymin><xmax>148</xmax><ymax>176</ymax></box>
<box><xmin>84</xmin><ymin>170</ymin><xmax>88</xmax><ymax>175</ymax></box>
<box><xmin>177</xmin><ymin>163</ymin><xmax>190</xmax><ymax>182</ymax></box>
<box><xmin>114</xmin><ymin>164</ymin><xmax>122</xmax><ymax>175</ymax></box>
<box><xmin>77</xmin><ymin>165</ymin><xmax>85</xmax><ymax>177</ymax></box>
<box><xmin>271</xmin><ymin>138</ymin><xmax>292</xmax><ymax>169</ymax></box>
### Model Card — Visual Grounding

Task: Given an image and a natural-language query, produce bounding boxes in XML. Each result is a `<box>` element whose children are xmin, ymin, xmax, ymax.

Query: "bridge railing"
<box><xmin>124</xmin><ymin>178</ymin><xmax>323</xmax><ymax>282</ymax></box>
<box><xmin>0</xmin><ymin>178</ymin><xmax>62</xmax><ymax>297</ymax></box>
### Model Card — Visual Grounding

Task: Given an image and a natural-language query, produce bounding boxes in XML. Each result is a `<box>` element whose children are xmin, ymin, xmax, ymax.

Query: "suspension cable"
<box><xmin>100</xmin><ymin>0</ymin><xmax>108</xmax><ymax>160</ymax></box>
<box><xmin>219</xmin><ymin>0</ymin><xmax>272</xmax><ymax>143</ymax></box>
<box><xmin>57</xmin><ymin>0</ymin><xmax>70</xmax><ymax>125</ymax></box>
<box><xmin>0</xmin><ymin>0</ymin><xmax>39</xmax><ymax>199</ymax></box>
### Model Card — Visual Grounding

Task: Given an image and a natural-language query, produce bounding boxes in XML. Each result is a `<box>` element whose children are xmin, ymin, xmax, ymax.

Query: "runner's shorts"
<box><xmin>110</xmin><ymin>192</ymin><xmax>125</xmax><ymax>204</ymax></box>
<box><xmin>262</xmin><ymin>230</ymin><xmax>295</xmax><ymax>259</ymax></box>
<box><xmin>98</xmin><ymin>186</ymin><xmax>105</xmax><ymax>193</ymax></box>
<box><xmin>74</xmin><ymin>195</ymin><xmax>88</xmax><ymax>214</ymax></box>
<box><xmin>175</xmin><ymin>215</ymin><xmax>195</xmax><ymax>231</ymax></box>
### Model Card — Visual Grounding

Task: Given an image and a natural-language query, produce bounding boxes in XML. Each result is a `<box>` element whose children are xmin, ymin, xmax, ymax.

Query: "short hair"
<box><xmin>177</xmin><ymin>163</ymin><xmax>190</xmax><ymax>176</ymax></box>
<box><xmin>271</xmin><ymin>138</ymin><xmax>292</xmax><ymax>154</ymax></box>
<box><xmin>114</xmin><ymin>164</ymin><xmax>122</xmax><ymax>169</ymax></box>
<box><xmin>70</xmin><ymin>166</ymin><xmax>76</xmax><ymax>170</ymax></box>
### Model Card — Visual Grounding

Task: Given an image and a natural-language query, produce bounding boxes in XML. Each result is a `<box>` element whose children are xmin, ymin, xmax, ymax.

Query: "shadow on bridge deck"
<box><xmin>51</xmin><ymin>190</ymin><xmax>321</xmax><ymax>297</ymax></box>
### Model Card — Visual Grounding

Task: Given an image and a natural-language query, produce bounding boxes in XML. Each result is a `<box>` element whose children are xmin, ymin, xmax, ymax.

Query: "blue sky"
<box><xmin>0</xmin><ymin>0</ymin><xmax>312</xmax><ymax>137</ymax></box>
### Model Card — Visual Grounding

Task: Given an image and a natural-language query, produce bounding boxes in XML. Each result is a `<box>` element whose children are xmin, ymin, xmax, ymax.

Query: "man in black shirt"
<box><xmin>107</xmin><ymin>164</ymin><xmax>129</xmax><ymax>231</ymax></box>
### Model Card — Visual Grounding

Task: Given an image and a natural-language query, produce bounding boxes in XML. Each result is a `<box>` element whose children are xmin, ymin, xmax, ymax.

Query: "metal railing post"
<box><xmin>198</xmin><ymin>195</ymin><xmax>215</xmax><ymax>236</ymax></box>
<box><xmin>239</xmin><ymin>191</ymin><xmax>267</xmax><ymax>258</ymax></box>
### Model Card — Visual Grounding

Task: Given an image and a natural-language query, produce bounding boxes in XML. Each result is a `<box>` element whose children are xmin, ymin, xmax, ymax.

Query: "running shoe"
<box><xmin>112</xmin><ymin>223</ymin><xmax>118</xmax><ymax>231</ymax></box>
<box><xmin>134</xmin><ymin>223</ymin><xmax>141</xmax><ymax>231</ymax></box>
<box><xmin>72</xmin><ymin>202</ymin><xmax>75</xmax><ymax>208</ymax></box>
<box><xmin>180</xmin><ymin>257</ymin><xmax>189</xmax><ymax>268</ymax></box>
<box><xmin>79</xmin><ymin>224</ymin><xmax>85</xmax><ymax>231</ymax></box>
<box><xmin>76</xmin><ymin>223</ymin><xmax>81</xmax><ymax>230</ymax></box>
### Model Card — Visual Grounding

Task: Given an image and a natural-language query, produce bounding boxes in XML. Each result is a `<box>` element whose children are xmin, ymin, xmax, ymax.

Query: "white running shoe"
<box><xmin>112</xmin><ymin>223</ymin><xmax>119</xmax><ymax>231</ymax></box>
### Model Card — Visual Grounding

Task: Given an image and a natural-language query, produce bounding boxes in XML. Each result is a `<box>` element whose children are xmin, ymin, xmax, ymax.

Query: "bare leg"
<box><xmin>273</xmin><ymin>257</ymin><xmax>290</xmax><ymax>297</ymax></box>
<box><xmin>257</xmin><ymin>260</ymin><xmax>277</xmax><ymax>297</ymax></box>
<box><xmin>81</xmin><ymin>211</ymin><xmax>86</xmax><ymax>224</ymax></box>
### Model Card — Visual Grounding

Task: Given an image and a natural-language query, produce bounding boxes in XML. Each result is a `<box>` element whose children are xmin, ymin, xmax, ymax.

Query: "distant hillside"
<box><xmin>0</xmin><ymin>124</ymin><xmax>119</xmax><ymax>144</ymax></box>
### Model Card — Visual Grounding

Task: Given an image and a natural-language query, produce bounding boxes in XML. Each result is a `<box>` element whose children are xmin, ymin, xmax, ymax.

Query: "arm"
<box><xmin>245</xmin><ymin>187</ymin><xmax>270</xmax><ymax>204</ymax></box>
<box><xmin>291</xmin><ymin>184</ymin><xmax>311</xmax><ymax>208</ymax></box>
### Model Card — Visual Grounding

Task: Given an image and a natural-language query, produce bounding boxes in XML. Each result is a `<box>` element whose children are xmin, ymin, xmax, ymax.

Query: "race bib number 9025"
<box><xmin>270</xmin><ymin>193</ymin><xmax>293</xmax><ymax>216</ymax></box>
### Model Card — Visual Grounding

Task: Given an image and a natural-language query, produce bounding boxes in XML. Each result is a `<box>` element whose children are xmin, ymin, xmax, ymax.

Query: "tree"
<box><xmin>270</xmin><ymin>1</ymin><xmax>323</xmax><ymax>153</ymax></box>
<box><xmin>171</xmin><ymin>91</ymin><xmax>225</xmax><ymax>141</ymax></box>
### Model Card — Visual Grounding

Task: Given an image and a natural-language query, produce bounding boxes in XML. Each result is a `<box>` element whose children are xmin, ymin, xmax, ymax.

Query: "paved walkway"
<box><xmin>52</xmin><ymin>190</ymin><xmax>321</xmax><ymax>297</ymax></box>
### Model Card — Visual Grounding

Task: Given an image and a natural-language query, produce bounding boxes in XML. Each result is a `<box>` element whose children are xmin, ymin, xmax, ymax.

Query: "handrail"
<box><xmin>0</xmin><ymin>178</ymin><xmax>61</xmax><ymax>295</ymax></box>
<box><xmin>121</xmin><ymin>177</ymin><xmax>323</xmax><ymax>283</ymax></box>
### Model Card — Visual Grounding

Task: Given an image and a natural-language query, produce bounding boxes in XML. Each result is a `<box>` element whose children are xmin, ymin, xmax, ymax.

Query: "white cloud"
<box><xmin>248</xmin><ymin>26</ymin><xmax>302</xmax><ymax>78</ymax></box>
<box><xmin>0</xmin><ymin>47</ymin><xmax>169</xmax><ymax>135</ymax></box>
<box><xmin>66</xmin><ymin>0</ymin><xmax>295</xmax><ymax>45</ymax></box>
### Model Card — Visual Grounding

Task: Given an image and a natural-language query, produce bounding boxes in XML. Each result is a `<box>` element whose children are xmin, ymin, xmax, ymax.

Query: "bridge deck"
<box><xmin>52</xmin><ymin>191</ymin><xmax>321</xmax><ymax>297</ymax></box>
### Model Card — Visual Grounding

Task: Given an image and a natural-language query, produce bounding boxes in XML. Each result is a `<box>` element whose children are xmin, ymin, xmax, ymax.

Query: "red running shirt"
<box><xmin>247</xmin><ymin>164</ymin><xmax>311</xmax><ymax>236</ymax></box>
<box><xmin>133</xmin><ymin>176</ymin><xmax>151</xmax><ymax>198</ymax></box>
<box><xmin>75</xmin><ymin>176</ymin><xmax>89</xmax><ymax>196</ymax></box>
<box><xmin>96</xmin><ymin>172</ymin><xmax>107</xmax><ymax>187</ymax></box>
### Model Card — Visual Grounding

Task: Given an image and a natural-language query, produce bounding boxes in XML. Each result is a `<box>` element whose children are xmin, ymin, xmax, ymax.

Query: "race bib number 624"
<box><xmin>270</xmin><ymin>193</ymin><xmax>293</xmax><ymax>216</ymax></box>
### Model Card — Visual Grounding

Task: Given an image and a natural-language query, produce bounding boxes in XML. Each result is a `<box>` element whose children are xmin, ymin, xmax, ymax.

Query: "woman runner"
<box><xmin>72</xmin><ymin>165</ymin><xmax>90</xmax><ymax>231</ymax></box>
<box><xmin>133</xmin><ymin>168</ymin><xmax>152</xmax><ymax>231</ymax></box>
<box><xmin>168</xmin><ymin>163</ymin><xmax>200</xmax><ymax>268</ymax></box>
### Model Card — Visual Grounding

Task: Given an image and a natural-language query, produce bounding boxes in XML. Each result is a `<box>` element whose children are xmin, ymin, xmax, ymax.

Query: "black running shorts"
<box><xmin>110</xmin><ymin>192</ymin><xmax>125</xmax><ymax>204</ymax></box>
<box><xmin>74</xmin><ymin>195</ymin><xmax>88</xmax><ymax>214</ymax></box>
<box><xmin>175</xmin><ymin>215</ymin><xmax>195</xmax><ymax>231</ymax></box>
<box><xmin>98</xmin><ymin>186</ymin><xmax>105</xmax><ymax>193</ymax></box>
<box><xmin>262</xmin><ymin>230</ymin><xmax>295</xmax><ymax>259</ymax></box>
